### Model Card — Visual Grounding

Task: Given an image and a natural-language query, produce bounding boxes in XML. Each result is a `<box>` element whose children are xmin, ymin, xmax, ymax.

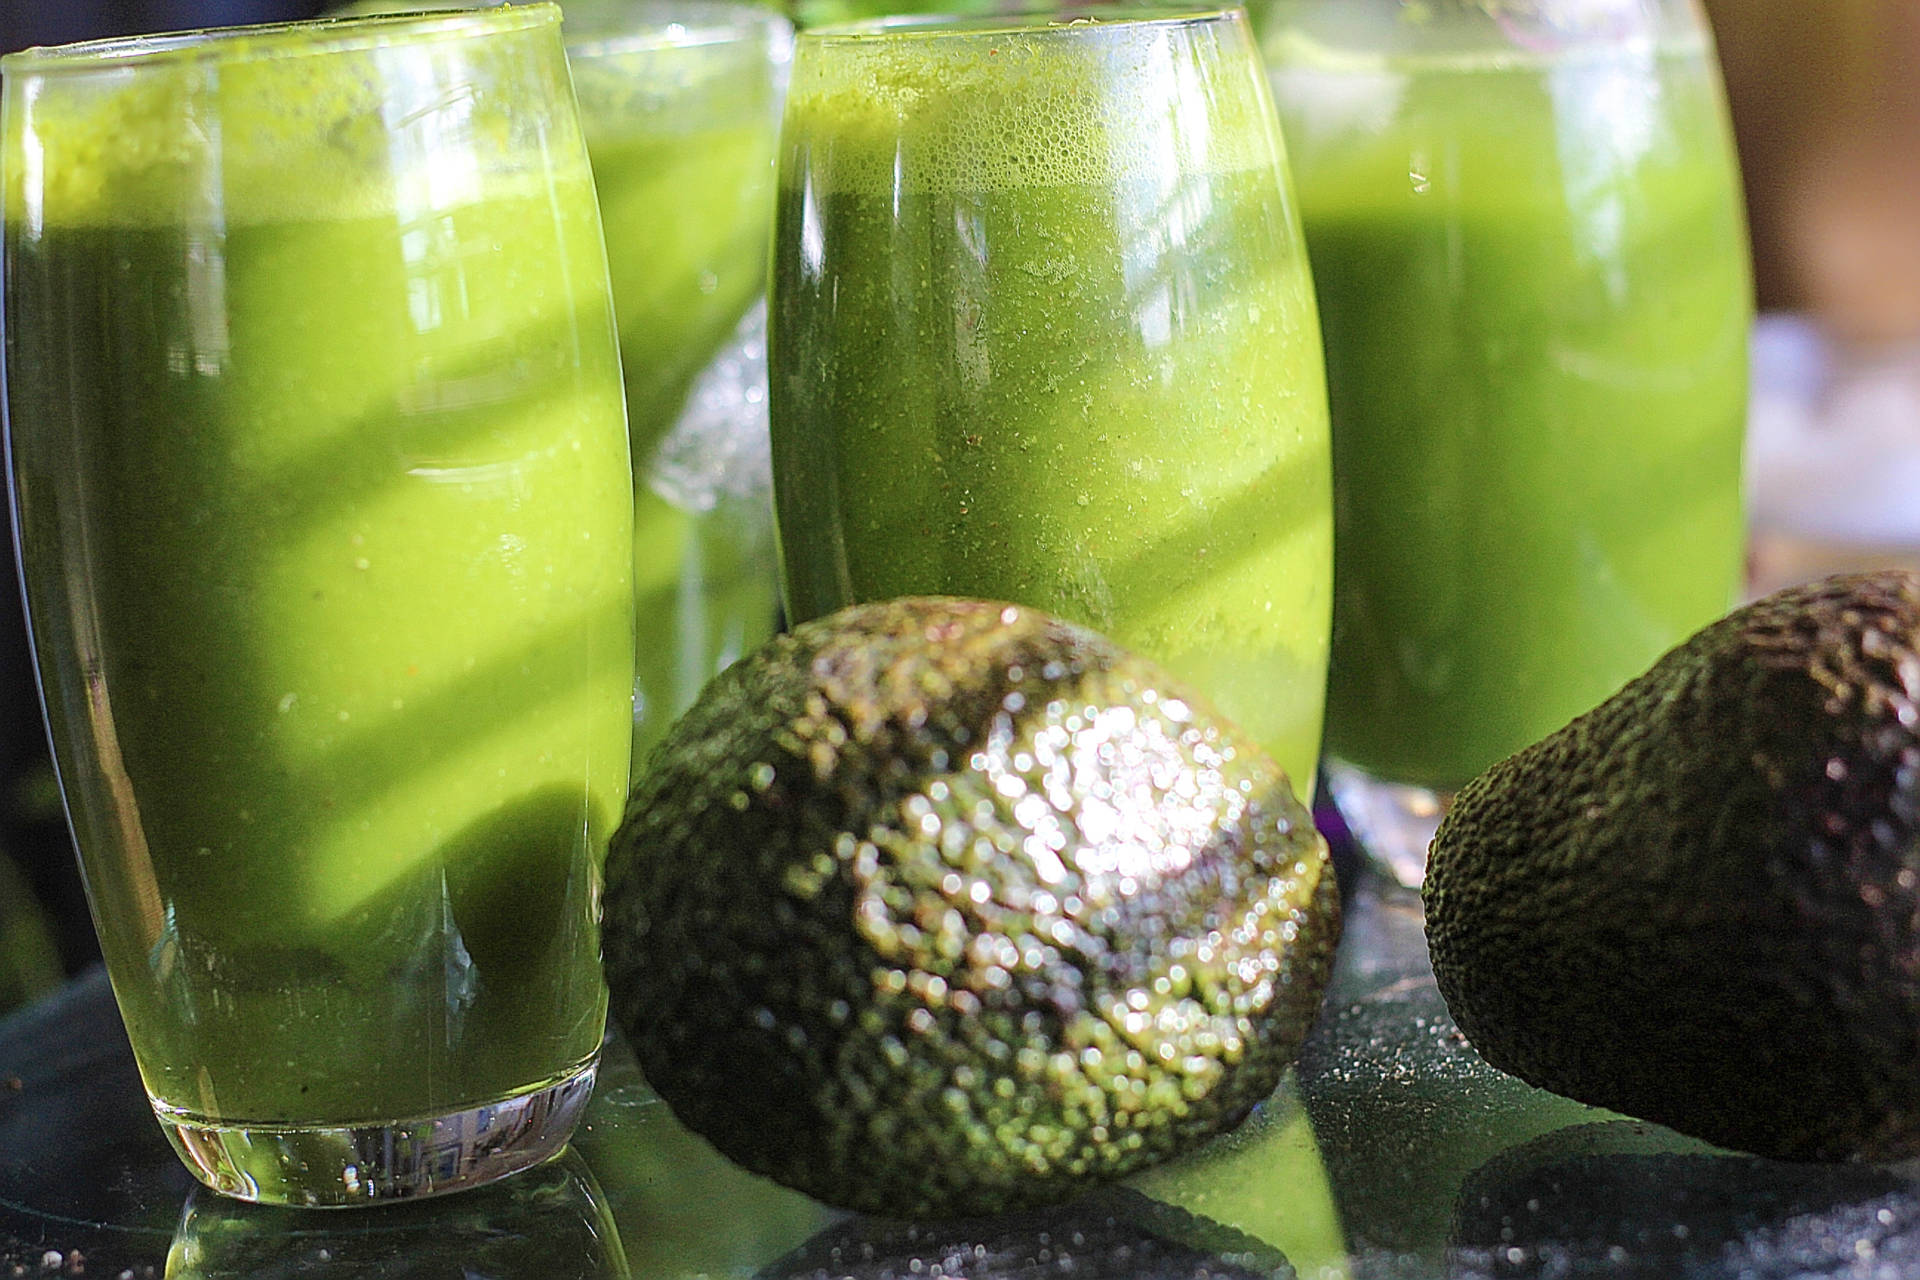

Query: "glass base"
<box><xmin>154</xmin><ymin>1059</ymin><xmax>598</xmax><ymax>1207</ymax></box>
<box><xmin>1324</xmin><ymin>760</ymin><xmax>1454</xmax><ymax>890</ymax></box>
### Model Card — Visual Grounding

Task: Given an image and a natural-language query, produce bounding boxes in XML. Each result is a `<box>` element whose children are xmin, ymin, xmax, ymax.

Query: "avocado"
<box><xmin>602</xmin><ymin>596</ymin><xmax>1340</xmax><ymax>1218</ymax></box>
<box><xmin>1425</xmin><ymin>570</ymin><xmax>1920</xmax><ymax>1162</ymax></box>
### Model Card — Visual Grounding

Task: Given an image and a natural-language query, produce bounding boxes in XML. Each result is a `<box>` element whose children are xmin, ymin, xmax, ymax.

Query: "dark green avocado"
<box><xmin>602</xmin><ymin>596</ymin><xmax>1340</xmax><ymax>1218</ymax></box>
<box><xmin>1425</xmin><ymin>570</ymin><xmax>1920</xmax><ymax>1162</ymax></box>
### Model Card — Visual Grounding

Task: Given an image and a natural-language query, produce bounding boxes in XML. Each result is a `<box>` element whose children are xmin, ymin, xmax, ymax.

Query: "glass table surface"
<box><xmin>6</xmin><ymin>863</ymin><xmax>1919</xmax><ymax>1280</ymax></box>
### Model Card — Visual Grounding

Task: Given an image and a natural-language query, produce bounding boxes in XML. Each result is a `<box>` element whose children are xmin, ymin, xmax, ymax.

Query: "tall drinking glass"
<box><xmin>1257</xmin><ymin>0</ymin><xmax>1752</xmax><ymax>883</ymax></box>
<box><xmin>1</xmin><ymin>7</ymin><xmax>635</xmax><ymax>1203</ymax></box>
<box><xmin>567</xmin><ymin>0</ymin><xmax>791</xmax><ymax>768</ymax></box>
<box><xmin>771</xmin><ymin>7</ymin><xmax>1333</xmax><ymax>796</ymax></box>
<box><xmin>334</xmin><ymin>0</ymin><xmax>793</xmax><ymax>770</ymax></box>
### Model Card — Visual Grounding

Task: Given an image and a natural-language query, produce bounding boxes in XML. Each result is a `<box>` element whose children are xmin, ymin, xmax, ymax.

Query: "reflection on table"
<box><xmin>9</xmin><ymin>863</ymin><xmax>1920</xmax><ymax>1278</ymax></box>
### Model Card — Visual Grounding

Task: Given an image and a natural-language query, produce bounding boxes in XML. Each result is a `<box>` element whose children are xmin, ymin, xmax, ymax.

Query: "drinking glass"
<box><xmin>1257</xmin><ymin>0</ymin><xmax>1752</xmax><ymax>883</ymax></box>
<box><xmin>566</xmin><ymin>0</ymin><xmax>791</xmax><ymax>769</ymax></box>
<box><xmin>2</xmin><ymin>6</ymin><xmax>635</xmax><ymax>1203</ymax></box>
<box><xmin>770</xmin><ymin>6</ymin><xmax>1334</xmax><ymax>796</ymax></box>
<box><xmin>333</xmin><ymin>0</ymin><xmax>793</xmax><ymax>771</ymax></box>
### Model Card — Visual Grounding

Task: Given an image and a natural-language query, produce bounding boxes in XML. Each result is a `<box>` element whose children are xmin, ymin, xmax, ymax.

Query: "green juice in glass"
<box><xmin>329</xmin><ymin>0</ymin><xmax>789</xmax><ymax>768</ymax></box>
<box><xmin>771</xmin><ymin>12</ymin><xmax>1333</xmax><ymax>793</ymax></box>
<box><xmin>4</xmin><ymin>16</ymin><xmax>632</xmax><ymax>1141</ymax></box>
<box><xmin>1268</xmin><ymin>29</ymin><xmax>1750</xmax><ymax>789</ymax></box>
<box><xmin>567</xmin><ymin>6</ymin><xmax>788</xmax><ymax>767</ymax></box>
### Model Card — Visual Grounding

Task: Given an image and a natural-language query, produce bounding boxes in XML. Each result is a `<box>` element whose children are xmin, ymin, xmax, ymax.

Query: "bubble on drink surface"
<box><xmin>647</xmin><ymin>300</ymin><xmax>772</xmax><ymax>514</ymax></box>
<box><xmin>9</xmin><ymin>10</ymin><xmax>583</xmax><ymax>228</ymax></box>
<box><xmin>785</xmin><ymin>13</ymin><xmax>1282</xmax><ymax>196</ymax></box>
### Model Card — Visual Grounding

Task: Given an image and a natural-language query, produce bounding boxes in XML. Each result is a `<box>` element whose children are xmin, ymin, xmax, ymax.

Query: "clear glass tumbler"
<box><xmin>326</xmin><ymin>0</ymin><xmax>793</xmax><ymax>773</ymax></box>
<box><xmin>1257</xmin><ymin>0</ymin><xmax>1752</xmax><ymax>884</ymax></box>
<box><xmin>2</xmin><ymin>6</ymin><xmax>635</xmax><ymax>1203</ymax></box>
<box><xmin>563</xmin><ymin>0</ymin><xmax>793</xmax><ymax>770</ymax></box>
<box><xmin>770</xmin><ymin>6</ymin><xmax>1334</xmax><ymax>798</ymax></box>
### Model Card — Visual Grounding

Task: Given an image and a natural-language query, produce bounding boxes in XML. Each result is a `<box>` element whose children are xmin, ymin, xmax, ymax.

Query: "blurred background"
<box><xmin>0</xmin><ymin>0</ymin><xmax>1916</xmax><ymax>1010</ymax></box>
<box><xmin>4</xmin><ymin>0</ymin><xmax>324</xmax><ymax>49</ymax></box>
<box><xmin>1702</xmin><ymin>0</ymin><xmax>1920</xmax><ymax>594</ymax></box>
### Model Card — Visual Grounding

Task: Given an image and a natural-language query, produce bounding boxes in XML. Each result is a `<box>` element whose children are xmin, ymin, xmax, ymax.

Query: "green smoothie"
<box><xmin>328</xmin><ymin>0</ymin><xmax>788</xmax><ymax>769</ymax></box>
<box><xmin>576</xmin><ymin>47</ymin><xmax>777</xmax><ymax>452</ymax></box>
<box><xmin>567</xmin><ymin>13</ymin><xmax>787</xmax><ymax>766</ymax></box>
<box><xmin>3</xmin><ymin>16</ymin><xmax>633</xmax><ymax>1128</ymax></box>
<box><xmin>1268</xmin><ymin>32</ymin><xmax>1750</xmax><ymax>788</ymax></box>
<box><xmin>771</xmin><ymin>12</ymin><xmax>1333</xmax><ymax>793</ymax></box>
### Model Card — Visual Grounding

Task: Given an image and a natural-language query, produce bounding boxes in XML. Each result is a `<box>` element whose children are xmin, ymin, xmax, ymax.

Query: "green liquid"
<box><xmin>771</xmin><ymin>23</ymin><xmax>1333</xmax><ymax>793</ymax></box>
<box><xmin>1272</xmin><ymin>40</ymin><xmax>1750</xmax><ymax>787</ymax></box>
<box><xmin>589</xmin><ymin>118</ymin><xmax>771</xmax><ymax>452</ymax></box>
<box><xmin>572</xmin><ymin>40</ymin><xmax>784</xmax><ymax>767</ymax></box>
<box><xmin>315</xmin><ymin>5</ymin><xmax>788</xmax><ymax>767</ymax></box>
<box><xmin>7</xmin><ymin>185</ymin><xmax>633</xmax><ymax>1119</ymax></box>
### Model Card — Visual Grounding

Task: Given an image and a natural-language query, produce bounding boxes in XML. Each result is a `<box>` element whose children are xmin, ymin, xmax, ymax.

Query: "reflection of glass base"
<box><xmin>154</xmin><ymin>1059</ymin><xmax>597</xmax><ymax>1207</ymax></box>
<box><xmin>1324</xmin><ymin>760</ymin><xmax>1454</xmax><ymax>889</ymax></box>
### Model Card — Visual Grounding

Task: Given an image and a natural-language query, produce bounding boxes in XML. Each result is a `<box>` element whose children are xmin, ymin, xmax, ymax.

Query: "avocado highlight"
<box><xmin>602</xmin><ymin>596</ymin><xmax>1340</xmax><ymax>1218</ymax></box>
<box><xmin>1425</xmin><ymin>570</ymin><xmax>1920</xmax><ymax>1162</ymax></box>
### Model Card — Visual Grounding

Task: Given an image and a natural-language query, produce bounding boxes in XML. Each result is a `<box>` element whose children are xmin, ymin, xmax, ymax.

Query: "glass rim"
<box><xmin>0</xmin><ymin>3</ymin><xmax>560</xmax><ymax>75</ymax></box>
<box><xmin>566</xmin><ymin>1</ymin><xmax>792</xmax><ymax>61</ymax></box>
<box><xmin>797</xmin><ymin>5</ymin><xmax>1247</xmax><ymax>43</ymax></box>
<box><xmin>562</xmin><ymin>0</ymin><xmax>788</xmax><ymax>57</ymax></box>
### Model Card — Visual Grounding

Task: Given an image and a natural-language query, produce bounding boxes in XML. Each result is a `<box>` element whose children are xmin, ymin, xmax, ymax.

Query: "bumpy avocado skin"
<box><xmin>603</xmin><ymin>597</ymin><xmax>1340</xmax><ymax>1219</ymax></box>
<box><xmin>1425</xmin><ymin>571</ymin><xmax>1920</xmax><ymax>1162</ymax></box>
